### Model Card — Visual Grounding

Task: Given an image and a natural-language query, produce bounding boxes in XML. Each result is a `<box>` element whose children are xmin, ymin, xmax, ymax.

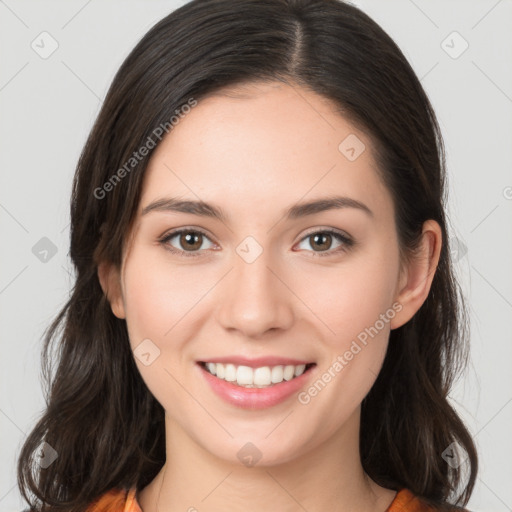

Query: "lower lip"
<box><xmin>197</xmin><ymin>363</ymin><xmax>316</xmax><ymax>410</ymax></box>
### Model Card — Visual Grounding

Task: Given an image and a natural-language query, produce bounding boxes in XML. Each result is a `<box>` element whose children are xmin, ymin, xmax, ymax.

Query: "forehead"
<box><xmin>138</xmin><ymin>81</ymin><xmax>392</xmax><ymax>223</ymax></box>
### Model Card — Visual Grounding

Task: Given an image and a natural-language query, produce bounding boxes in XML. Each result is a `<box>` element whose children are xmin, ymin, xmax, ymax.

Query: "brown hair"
<box><xmin>17</xmin><ymin>1</ymin><xmax>478</xmax><ymax>510</ymax></box>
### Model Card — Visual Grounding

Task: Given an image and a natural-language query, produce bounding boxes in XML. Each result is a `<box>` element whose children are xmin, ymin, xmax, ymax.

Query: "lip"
<box><xmin>197</xmin><ymin>355</ymin><xmax>314</xmax><ymax>368</ymax></box>
<box><xmin>196</xmin><ymin>361</ymin><xmax>316</xmax><ymax>410</ymax></box>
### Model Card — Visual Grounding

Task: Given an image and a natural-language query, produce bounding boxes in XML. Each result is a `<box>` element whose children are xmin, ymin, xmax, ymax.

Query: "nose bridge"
<box><xmin>216</xmin><ymin>237</ymin><xmax>294</xmax><ymax>337</ymax></box>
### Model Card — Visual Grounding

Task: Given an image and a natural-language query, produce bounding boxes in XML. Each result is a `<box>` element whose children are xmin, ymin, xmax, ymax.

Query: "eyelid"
<box><xmin>159</xmin><ymin>226</ymin><xmax>214</xmax><ymax>241</ymax></box>
<box><xmin>298</xmin><ymin>226</ymin><xmax>352</xmax><ymax>242</ymax></box>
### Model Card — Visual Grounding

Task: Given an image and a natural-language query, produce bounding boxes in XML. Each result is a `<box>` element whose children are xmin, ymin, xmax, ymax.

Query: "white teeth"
<box><xmin>203</xmin><ymin>362</ymin><xmax>311</xmax><ymax>387</ymax></box>
<box><xmin>236</xmin><ymin>365</ymin><xmax>253</xmax><ymax>386</ymax></box>
<box><xmin>216</xmin><ymin>363</ymin><xmax>225</xmax><ymax>379</ymax></box>
<box><xmin>271</xmin><ymin>365</ymin><xmax>284</xmax><ymax>383</ymax></box>
<box><xmin>253</xmin><ymin>366</ymin><xmax>271</xmax><ymax>386</ymax></box>
<box><xmin>224</xmin><ymin>364</ymin><xmax>237</xmax><ymax>382</ymax></box>
<box><xmin>294</xmin><ymin>364</ymin><xmax>306</xmax><ymax>377</ymax></box>
<box><xmin>283</xmin><ymin>365</ymin><xmax>295</xmax><ymax>381</ymax></box>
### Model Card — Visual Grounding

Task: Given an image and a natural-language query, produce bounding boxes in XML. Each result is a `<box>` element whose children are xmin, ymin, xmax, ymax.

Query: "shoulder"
<box><xmin>84</xmin><ymin>487</ymin><xmax>141</xmax><ymax>512</ymax></box>
<box><xmin>387</xmin><ymin>489</ymin><xmax>472</xmax><ymax>512</ymax></box>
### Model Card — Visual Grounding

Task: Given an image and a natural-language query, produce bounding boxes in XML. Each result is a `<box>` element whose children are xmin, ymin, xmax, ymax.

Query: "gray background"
<box><xmin>1</xmin><ymin>1</ymin><xmax>511</xmax><ymax>511</ymax></box>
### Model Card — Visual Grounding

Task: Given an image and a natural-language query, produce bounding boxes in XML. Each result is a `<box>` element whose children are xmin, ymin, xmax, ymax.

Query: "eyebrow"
<box><xmin>141</xmin><ymin>195</ymin><xmax>373</xmax><ymax>221</ymax></box>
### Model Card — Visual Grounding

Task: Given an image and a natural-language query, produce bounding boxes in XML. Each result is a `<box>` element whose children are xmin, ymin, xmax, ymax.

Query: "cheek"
<box><xmin>291</xmin><ymin>243</ymin><xmax>399</xmax><ymax>412</ymax></box>
<box><xmin>121</xmin><ymin>250</ymin><xmax>206</xmax><ymax>412</ymax></box>
<box><xmin>120</xmin><ymin>249</ymin><xmax>226</xmax><ymax>410</ymax></box>
<box><xmin>292</xmin><ymin>248</ymin><xmax>399</xmax><ymax>346</ymax></box>
<box><xmin>294</xmin><ymin>247</ymin><xmax>399</xmax><ymax>422</ymax></box>
<box><xmin>121</xmin><ymin>248</ymin><xmax>213</xmax><ymax>347</ymax></box>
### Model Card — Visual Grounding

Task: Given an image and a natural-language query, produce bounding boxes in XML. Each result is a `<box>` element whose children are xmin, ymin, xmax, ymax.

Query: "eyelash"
<box><xmin>158</xmin><ymin>228</ymin><xmax>354</xmax><ymax>258</ymax></box>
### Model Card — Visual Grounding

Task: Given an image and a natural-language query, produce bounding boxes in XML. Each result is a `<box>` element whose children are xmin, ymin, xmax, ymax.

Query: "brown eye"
<box><xmin>309</xmin><ymin>232</ymin><xmax>334</xmax><ymax>251</ymax></box>
<box><xmin>160</xmin><ymin>229</ymin><xmax>216</xmax><ymax>257</ymax></box>
<box><xmin>179</xmin><ymin>232</ymin><xmax>203</xmax><ymax>251</ymax></box>
<box><xmin>296</xmin><ymin>229</ymin><xmax>354</xmax><ymax>257</ymax></box>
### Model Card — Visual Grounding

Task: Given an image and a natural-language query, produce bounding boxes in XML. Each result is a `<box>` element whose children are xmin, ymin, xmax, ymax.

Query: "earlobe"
<box><xmin>97</xmin><ymin>261</ymin><xmax>126</xmax><ymax>319</ymax></box>
<box><xmin>390</xmin><ymin>220</ymin><xmax>442</xmax><ymax>330</ymax></box>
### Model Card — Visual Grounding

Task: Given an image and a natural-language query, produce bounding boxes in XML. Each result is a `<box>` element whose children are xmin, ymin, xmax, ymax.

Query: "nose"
<box><xmin>215</xmin><ymin>247</ymin><xmax>295</xmax><ymax>339</ymax></box>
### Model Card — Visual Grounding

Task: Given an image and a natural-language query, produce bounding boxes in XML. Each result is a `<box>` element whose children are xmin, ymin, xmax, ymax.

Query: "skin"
<box><xmin>98</xmin><ymin>80</ymin><xmax>442</xmax><ymax>512</ymax></box>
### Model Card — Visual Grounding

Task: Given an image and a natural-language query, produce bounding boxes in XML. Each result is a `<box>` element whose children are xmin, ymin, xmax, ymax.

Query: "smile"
<box><xmin>199</xmin><ymin>361</ymin><xmax>316</xmax><ymax>388</ymax></box>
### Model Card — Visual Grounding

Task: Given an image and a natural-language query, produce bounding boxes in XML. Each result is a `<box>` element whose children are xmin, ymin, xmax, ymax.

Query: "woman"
<box><xmin>17</xmin><ymin>0</ymin><xmax>478</xmax><ymax>511</ymax></box>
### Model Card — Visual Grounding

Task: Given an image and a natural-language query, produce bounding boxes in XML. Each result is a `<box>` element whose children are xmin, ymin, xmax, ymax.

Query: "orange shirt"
<box><xmin>85</xmin><ymin>486</ymin><xmax>467</xmax><ymax>511</ymax></box>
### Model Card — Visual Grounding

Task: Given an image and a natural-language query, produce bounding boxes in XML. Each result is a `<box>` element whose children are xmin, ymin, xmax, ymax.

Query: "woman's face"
<box><xmin>104</xmin><ymin>81</ymin><xmax>410</xmax><ymax>466</ymax></box>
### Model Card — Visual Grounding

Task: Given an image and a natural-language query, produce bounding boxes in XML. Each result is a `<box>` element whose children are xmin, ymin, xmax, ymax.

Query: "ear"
<box><xmin>97</xmin><ymin>260</ymin><xmax>126</xmax><ymax>319</ymax></box>
<box><xmin>390</xmin><ymin>220</ymin><xmax>442</xmax><ymax>330</ymax></box>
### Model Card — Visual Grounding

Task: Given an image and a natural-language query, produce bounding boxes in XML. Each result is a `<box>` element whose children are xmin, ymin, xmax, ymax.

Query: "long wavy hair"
<box><xmin>17</xmin><ymin>0</ymin><xmax>478</xmax><ymax>510</ymax></box>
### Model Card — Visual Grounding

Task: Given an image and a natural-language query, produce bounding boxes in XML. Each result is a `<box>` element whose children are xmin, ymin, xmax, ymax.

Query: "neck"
<box><xmin>138</xmin><ymin>408</ymin><xmax>396</xmax><ymax>512</ymax></box>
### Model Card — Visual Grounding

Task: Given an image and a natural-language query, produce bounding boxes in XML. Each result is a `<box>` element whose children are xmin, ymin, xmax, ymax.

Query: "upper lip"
<box><xmin>198</xmin><ymin>356</ymin><xmax>315</xmax><ymax>368</ymax></box>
